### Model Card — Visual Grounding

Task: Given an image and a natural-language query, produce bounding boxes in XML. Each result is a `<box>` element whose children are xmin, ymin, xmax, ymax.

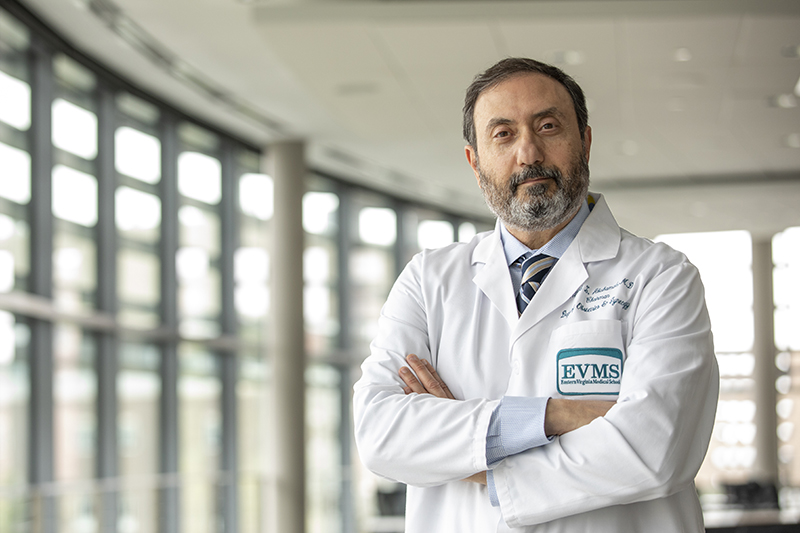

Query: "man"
<box><xmin>353</xmin><ymin>57</ymin><xmax>719</xmax><ymax>532</ymax></box>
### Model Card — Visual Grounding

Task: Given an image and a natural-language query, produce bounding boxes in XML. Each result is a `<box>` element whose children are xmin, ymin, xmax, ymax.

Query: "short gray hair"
<box><xmin>462</xmin><ymin>57</ymin><xmax>589</xmax><ymax>150</ymax></box>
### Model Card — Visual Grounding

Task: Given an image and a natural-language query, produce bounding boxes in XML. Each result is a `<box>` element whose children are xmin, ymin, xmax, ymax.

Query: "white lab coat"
<box><xmin>353</xmin><ymin>194</ymin><xmax>719</xmax><ymax>533</ymax></box>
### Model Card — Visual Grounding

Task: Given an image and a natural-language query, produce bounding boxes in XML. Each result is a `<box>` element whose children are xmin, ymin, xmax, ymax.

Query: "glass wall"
<box><xmin>179</xmin><ymin>344</ymin><xmax>221</xmax><ymax>533</ymax></box>
<box><xmin>177</xmin><ymin>124</ymin><xmax>223</xmax><ymax>340</ymax></box>
<box><xmin>52</xmin><ymin>54</ymin><xmax>98</xmax><ymax>315</ymax></box>
<box><xmin>0</xmin><ymin>6</ymin><xmax>31</xmax><ymax>294</ymax></box>
<box><xmin>53</xmin><ymin>324</ymin><xmax>97</xmax><ymax>531</ymax></box>
<box><xmin>0</xmin><ymin>10</ymin><xmax>31</xmax><ymax>532</ymax></box>
<box><xmin>117</xmin><ymin>342</ymin><xmax>161</xmax><ymax>533</ymax></box>
<box><xmin>116</xmin><ymin>92</ymin><xmax>162</xmax><ymax>329</ymax></box>
<box><xmin>0</xmin><ymin>5</ymin><xmax>496</xmax><ymax>532</ymax></box>
<box><xmin>656</xmin><ymin>231</ymin><xmax>756</xmax><ymax>495</ymax></box>
<box><xmin>774</xmin><ymin>227</ymin><xmax>800</xmax><ymax>507</ymax></box>
<box><xmin>303</xmin><ymin>179</ymin><xmax>340</xmax><ymax>358</ymax></box>
<box><xmin>0</xmin><ymin>312</ymin><xmax>28</xmax><ymax>532</ymax></box>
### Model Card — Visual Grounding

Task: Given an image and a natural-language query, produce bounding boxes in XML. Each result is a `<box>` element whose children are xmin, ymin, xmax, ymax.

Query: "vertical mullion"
<box><xmin>96</xmin><ymin>81</ymin><xmax>119</xmax><ymax>532</ymax></box>
<box><xmin>336</xmin><ymin>185</ymin><xmax>352</xmax><ymax>354</ymax></box>
<box><xmin>219</xmin><ymin>140</ymin><xmax>239</xmax><ymax>533</ymax></box>
<box><xmin>449</xmin><ymin>216</ymin><xmax>459</xmax><ymax>244</ymax></box>
<box><xmin>159</xmin><ymin>112</ymin><xmax>180</xmax><ymax>533</ymax></box>
<box><xmin>338</xmin><ymin>365</ymin><xmax>356</xmax><ymax>533</ymax></box>
<box><xmin>335</xmin><ymin>185</ymin><xmax>356</xmax><ymax>533</ymax></box>
<box><xmin>392</xmin><ymin>200</ymin><xmax>406</xmax><ymax>279</ymax></box>
<box><xmin>28</xmin><ymin>35</ymin><xmax>55</xmax><ymax>533</ymax></box>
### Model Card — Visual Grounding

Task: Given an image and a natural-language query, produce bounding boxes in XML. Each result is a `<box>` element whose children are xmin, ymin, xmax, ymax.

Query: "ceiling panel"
<box><xmin>22</xmin><ymin>0</ymin><xmax>800</xmax><ymax>228</ymax></box>
<box><xmin>737</xmin><ymin>15</ymin><xmax>800</xmax><ymax>64</ymax></box>
<box><xmin>257</xmin><ymin>22</ymin><xmax>427</xmax><ymax>139</ymax></box>
<box><xmin>375</xmin><ymin>22</ymin><xmax>501</xmax><ymax>136</ymax></box>
<box><xmin>622</xmin><ymin>15</ymin><xmax>741</xmax><ymax>67</ymax></box>
<box><xmin>498</xmin><ymin>18</ymin><xmax>618</xmax><ymax>86</ymax></box>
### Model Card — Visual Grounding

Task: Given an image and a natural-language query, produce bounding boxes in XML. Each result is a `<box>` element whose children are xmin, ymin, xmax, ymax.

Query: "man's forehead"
<box><xmin>474</xmin><ymin>72</ymin><xmax>573</xmax><ymax>121</ymax></box>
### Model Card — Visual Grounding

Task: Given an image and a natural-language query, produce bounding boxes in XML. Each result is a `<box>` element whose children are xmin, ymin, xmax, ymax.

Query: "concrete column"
<box><xmin>752</xmin><ymin>237</ymin><xmax>779</xmax><ymax>484</ymax></box>
<box><xmin>266</xmin><ymin>141</ymin><xmax>306</xmax><ymax>533</ymax></box>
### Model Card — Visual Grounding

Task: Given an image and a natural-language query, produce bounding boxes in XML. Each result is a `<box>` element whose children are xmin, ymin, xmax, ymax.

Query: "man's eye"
<box><xmin>495</xmin><ymin>130</ymin><xmax>510</xmax><ymax>138</ymax></box>
<box><xmin>541</xmin><ymin>123</ymin><xmax>555</xmax><ymax>130</ymax></box>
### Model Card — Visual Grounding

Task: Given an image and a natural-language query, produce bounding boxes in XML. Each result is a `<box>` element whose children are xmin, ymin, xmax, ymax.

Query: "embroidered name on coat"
<box><xmin>556</xmin><ymin>348</ymin><xmax>623</xmax><ymax>395</ymax></box>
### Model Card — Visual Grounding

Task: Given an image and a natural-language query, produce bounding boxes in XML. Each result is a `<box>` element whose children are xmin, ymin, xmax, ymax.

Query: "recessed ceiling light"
<box><xmin>769</xmin><ymin>94</ymin><xmax>798</xmax><ymax>108</ymax></box>
<box><xmin>795</xmin><ymin>74</ymin><xmax>800</xmax><ymax>97</ymax></box>
<box><xmin>673</xmin><ymin>48</ymin><xmax>692</xmax><ymax>62</ymax></box>
<box><xmin>786</xmin><ymin>133</ymin><xmax>800</xmax><ymax>149</ymax></box>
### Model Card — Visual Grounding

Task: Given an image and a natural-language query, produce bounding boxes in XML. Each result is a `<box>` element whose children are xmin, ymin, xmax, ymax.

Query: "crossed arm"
<box><xmin>398</xmin><ymin>353</ymin><xmax>615</xmax><ymax>485</ymax></box>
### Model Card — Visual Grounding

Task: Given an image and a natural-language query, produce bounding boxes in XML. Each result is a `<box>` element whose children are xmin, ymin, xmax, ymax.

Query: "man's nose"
<box><xmin>516</xmin><ymin>131</ymin><xmax>544</xmax><ymax>167</ymax></box>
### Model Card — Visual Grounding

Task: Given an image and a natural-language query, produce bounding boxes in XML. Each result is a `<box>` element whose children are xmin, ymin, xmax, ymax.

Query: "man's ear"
<box><xmin>465</xmin><ymin>145</ymin><xmax>481</xmax><ymax>188</ymax></box>
<box><xmin>583</xmin><ymin>125</ymin><xmax>592</xmax><ymax>163</ymax></box>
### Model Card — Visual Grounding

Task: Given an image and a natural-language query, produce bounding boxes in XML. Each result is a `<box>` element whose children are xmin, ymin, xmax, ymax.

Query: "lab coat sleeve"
<box><xmin>492</xmin><ymin>261</ymin><xmax>719</xmax><ymax>527</ymax></box>
<box><xmin>353</xmin><ymin>253</ymin><xmax>498</xmax><ymax>487</ymax></box>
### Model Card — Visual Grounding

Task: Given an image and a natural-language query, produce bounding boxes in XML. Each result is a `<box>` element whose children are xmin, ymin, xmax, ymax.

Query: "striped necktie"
<box><xmin>517</xmin><ymin>253</ymin><xmax>556</xmax><ymax>314</ymax></box>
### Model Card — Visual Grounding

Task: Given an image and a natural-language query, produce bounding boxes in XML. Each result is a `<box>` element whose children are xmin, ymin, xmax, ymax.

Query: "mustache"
<box><xmin>509</xmin><ymin>165</ymin><xmax>563</xmax><ymax>192</ymax></box>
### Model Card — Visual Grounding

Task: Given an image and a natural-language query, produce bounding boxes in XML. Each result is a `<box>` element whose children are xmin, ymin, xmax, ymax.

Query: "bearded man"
<box><xmin>354</xmin><ymin>57</ymin><xmax>719</xmax><ymax>533</ymax></box>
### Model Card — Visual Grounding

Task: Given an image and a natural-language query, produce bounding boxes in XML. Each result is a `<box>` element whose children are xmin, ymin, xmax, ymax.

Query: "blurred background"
<box><xmin>1</xmin><ymin>0</ymin><xmax>799</xmax><ymax>531</ymax></box>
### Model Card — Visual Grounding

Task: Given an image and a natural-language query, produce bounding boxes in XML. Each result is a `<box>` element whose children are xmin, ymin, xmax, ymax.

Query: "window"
<box><xmin>116</xmin><ymin>94</ymin><xmax>162</xmax><ymax>329</ymax></box>
<box><xmin>774</xmin><ymin>227</ymin><xmax>800</xmax><ymax>489</ymax></box>
<box><xmin>0</xmin><ymin>7</ymin><xmax>31</xmax><ymax>294</ymax></box>
<box><xmin>179</xmin><ymin>344</ymin><xmax>221</xmax><ymax>533</ymax></box>
<box><xmin>118</xmin><ymin>342</ymin><xmax>161</xmax><ymax>533</ymax></box>
<box><xmin>656</xmin><ymin>231</ymin><xmax>755</xmax><ymax>489</ymax></box>
<box><xmin>177</xmin><ymin>126</ymin><xmax>222</xmax><ymax>339</ymax></box>
<box><xmin>303</xmin><ymin>184</ymin><xmax>340</xmax><ymax>356</ymax></box>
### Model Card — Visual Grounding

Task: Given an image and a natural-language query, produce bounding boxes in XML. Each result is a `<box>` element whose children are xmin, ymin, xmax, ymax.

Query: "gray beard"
<box><xmin>478</xmin><ymin>152</ymin><xmax>590</xmax><ymax>232</ymax></box>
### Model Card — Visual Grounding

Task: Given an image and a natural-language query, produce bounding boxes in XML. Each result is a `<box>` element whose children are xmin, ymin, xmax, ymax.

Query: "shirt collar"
<box><xmin>499</xmin><ymin>199</ymin><xmax>591</xmax><ymax>266</ymax></box>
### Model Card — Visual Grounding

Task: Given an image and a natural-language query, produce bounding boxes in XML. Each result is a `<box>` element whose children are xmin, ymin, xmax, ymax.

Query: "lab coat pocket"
<box><xmin>550</xmin><ymin>320</ymin><xmax>626</xmax><ymax>398</ymax></box>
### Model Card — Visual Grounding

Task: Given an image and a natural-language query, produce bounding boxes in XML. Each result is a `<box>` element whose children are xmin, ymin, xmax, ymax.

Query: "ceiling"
<box><xmin>19</xmin><ymin>0</ymin><xmax>800</xmax><ymax>239</ymax></box>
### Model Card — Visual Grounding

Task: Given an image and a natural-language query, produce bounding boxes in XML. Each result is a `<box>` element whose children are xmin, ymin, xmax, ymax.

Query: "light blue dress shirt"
<box><xmin>485</xmin><ymin>200</ymin><xmax>592</xmax><ymax>506</ymax></box>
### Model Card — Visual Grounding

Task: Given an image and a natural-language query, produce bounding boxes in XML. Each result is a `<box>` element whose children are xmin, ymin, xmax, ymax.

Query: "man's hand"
<box><xmin>544</xmin><ymin>398</ymin><xmax>615</xmax><ymax>436</ymax></box>
<box><xmin>399</xmin><ymin>354</ymin><xmax>455</xmax><ymax>399</ymax></box>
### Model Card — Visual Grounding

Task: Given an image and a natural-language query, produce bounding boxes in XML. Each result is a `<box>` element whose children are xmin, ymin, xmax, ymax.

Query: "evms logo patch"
<box><xmin>557</xmin><ymin>348</ymin><xmax>623</xmax><ymax>396</ymax></box>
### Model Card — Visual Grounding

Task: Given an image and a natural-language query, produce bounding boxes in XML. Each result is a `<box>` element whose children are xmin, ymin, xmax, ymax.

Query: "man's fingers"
<box><xmin>422</xmin><ymin>359</ymin><xmax>455</xmax><ymax>399</ymax></box>
<box><xmin>406</xmin><ymin>354</ymin><xmax>448</xmax><ymax>398</ymax></box>
<box><xmin>399</xmin><ymin>367</ymin><xmax>427</xmax><ymax>395</ymax></box>
<box><xmin>400</xmin><ymin>354</ymin><xmax>454</xmax><ymax>399</ymax></box>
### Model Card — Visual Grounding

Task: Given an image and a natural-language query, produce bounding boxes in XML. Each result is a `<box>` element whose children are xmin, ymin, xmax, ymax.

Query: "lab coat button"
<box><xmin>512</xmin><ymin>359</ymin><xmax>520</xmax><ymax>375</ymax></box>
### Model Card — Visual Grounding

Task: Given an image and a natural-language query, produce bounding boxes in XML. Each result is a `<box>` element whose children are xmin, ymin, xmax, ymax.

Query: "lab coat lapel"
<box><xmin>471</xmin><ymin>222</ymin><xmax>519</xmax><ymax>328</ymax></box>
<box><xmin>512</xmin><ymin>193</ymin><xmax>622</xmax><ymax>342</ymax></box>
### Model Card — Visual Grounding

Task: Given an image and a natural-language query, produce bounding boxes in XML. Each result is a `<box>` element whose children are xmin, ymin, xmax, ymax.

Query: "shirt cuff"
<box><xmin>487</xmin><ymin>469</ymin><xmax>499</xmax><ymax>507</ymax></box>
<box><xmin>486</xmin><ymin>396</ymin><xmax>552</xmax><ymax>467</ymax></box>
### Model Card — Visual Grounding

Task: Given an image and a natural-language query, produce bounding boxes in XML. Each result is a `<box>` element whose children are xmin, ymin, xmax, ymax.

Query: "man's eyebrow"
<box><xmin>484</xmin><ymin>107</ymin><xmax>566</xmax><ymax>133</ymax></box>
<box><xmin>532</xmin><ymin>106</ymin><xmax>564</xmax><ymax>121</ymax></box>
<box><xmin>485</xmin><ymin>117</ymin><xmax>513</xmax><ymax>133</ymax></box>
